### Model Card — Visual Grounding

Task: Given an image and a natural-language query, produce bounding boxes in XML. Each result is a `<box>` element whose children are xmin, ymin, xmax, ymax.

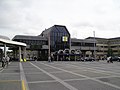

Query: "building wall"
<box><xmin>95</xmin><ymin>38</ymin><xmax>120</xmax><ymax>57</ymax></box>
<box><xmin>12</xmin><ymin>25</ymin><xmax>120</xmax><ymax>61</ymax></box>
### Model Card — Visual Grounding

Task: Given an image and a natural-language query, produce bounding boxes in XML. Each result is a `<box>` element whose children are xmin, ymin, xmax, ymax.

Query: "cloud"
<box><xmin>0</xmin><ymin>0</ymin><xmax>120</xmax><ymax>39</ymax></box>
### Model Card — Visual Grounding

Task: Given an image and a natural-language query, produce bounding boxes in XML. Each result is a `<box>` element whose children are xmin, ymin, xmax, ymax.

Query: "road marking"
<box><xmin>20</xmin><ymin>62</ymin><xmax>29</xmax><ymax>90</ymax></box>
<box><xmin>28</xmin><ymin>80</ymin><xmax>57</xmax><ymax>84</ymax></box>
<box><xmin>63</xmin><ymin>78</ymin><xmax>89</xmax><ymax>82</ymax></box>
<box><xmin>0</xmin><ymin>68</ymin><xmax>4</xmax><ymax>73</ymax></box>
<box><xmin>0</xmin><ymin>62</ymin><xmax>12</xmax><ymax>73</ymax></box>
<box><xmin>67</xmin><ymin>63</ymin><xmax>120</xmax><ymax>76</ymax></box>
<box><xmin>22</xmin><ymin>80</ymin><xmax>26</xmax><ymax>90</ymax></box>
<box><xmin>30</xmin><ymin>62</ymin><xmax>78</xmax><ymax>90</ymax></box>
<box><xmin>0</xmin><ymin>80</ymin><xmax>20</xmax><ymax>82</ymax></box>
<box><xmin>40</xmin><ymin>62</ymin><xmax>120</xmax><ymax>90</ymax></box>
<box><xmin>1</xmin><ymin>73</ymin><xmax>20</xmax><ymax>75</ymax></box>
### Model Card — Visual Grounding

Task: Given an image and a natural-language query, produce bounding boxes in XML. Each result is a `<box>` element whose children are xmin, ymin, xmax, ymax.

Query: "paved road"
<box><xmin>0</xmin><ymin>61</ymin><xmax>120</xmax><ymax>90</ymax></box>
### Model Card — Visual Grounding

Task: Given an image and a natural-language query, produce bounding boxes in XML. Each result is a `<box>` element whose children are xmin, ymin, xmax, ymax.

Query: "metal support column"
<box><xmin>4</xmin><ymin>44</ymin><xmax>7</xmax><ymax>57</ymax></box>
<box><xmin>93</xmin><ymin>31</ymin><xmax>96</xmax><ymax>61</ymax></box>
<box><xmin>48</xmin><ymin>33</ymin><xmax>51</xmax><ymax>62</ymax></box>
<box><xmin>19</xmin><ymin>46</ymin><xmax>22</xmax><ymax>62</ymax></box>
<box><xmin>23</xmin><ymin>47</ymin><xmax>26</xmax><ymax>61</ymax></box>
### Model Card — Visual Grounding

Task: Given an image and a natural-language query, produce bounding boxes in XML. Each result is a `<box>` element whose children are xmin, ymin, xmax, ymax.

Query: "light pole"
<box><xmin>48</xmin><ymin>32</ymin><xmax>51</xmax><ymax>62</ymax></box>
<box><xmin>93</xmin><ymin>31</ymin><xmax>96</xmax><ymax>61</ymax></box>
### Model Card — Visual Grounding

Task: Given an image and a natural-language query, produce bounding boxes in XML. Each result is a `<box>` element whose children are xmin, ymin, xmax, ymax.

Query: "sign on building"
<box><xmin>62</xmin><ymin>36</ymin><xmax>68</xmax><ymax>42</ymax></box>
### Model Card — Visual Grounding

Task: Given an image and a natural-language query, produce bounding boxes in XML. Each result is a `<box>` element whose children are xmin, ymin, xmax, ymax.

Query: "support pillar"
<box><xmin>23</xmin><ymin>47</ymin><xmax>26</xmax><ymax>61</ymax></box>
<box><xmin>4</xmin><ymin>44</ymin><xmax>7</xmax><ymax>57</ymax></box>
<box><xmin>48</xmin><ymin>33</ymin><xmax>51</xmax><ymax>62</ymax></box>
<box><xmin>82</xmin><ymin>51</ymin><xmax>86</xmax><ymax>60</ymax></box>
<box><xmin>19</xmin><ymin>46</ymin><xmax>22</xmax><ymax>62</ymax></box>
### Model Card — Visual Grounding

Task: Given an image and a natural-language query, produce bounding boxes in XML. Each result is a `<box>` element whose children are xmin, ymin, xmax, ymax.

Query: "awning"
<box><xmin>0</xmin><ymin>38</ymin><xmax>26</xmax><ymax>47</ymax></box>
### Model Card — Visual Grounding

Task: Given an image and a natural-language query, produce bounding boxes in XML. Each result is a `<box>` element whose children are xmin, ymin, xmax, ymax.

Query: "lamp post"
<box><xmin>48</xmin><ymin>32</ymin><xmax>51</xmax><ymax>62</ymax></box>
<box><xmin>93</xmin><ymin>31</ymin><xmax>96</xmax><ymax>61</ymax></box>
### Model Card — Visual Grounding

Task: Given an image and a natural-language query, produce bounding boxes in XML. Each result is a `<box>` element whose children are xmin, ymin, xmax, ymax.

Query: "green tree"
<box><xmin>107</xmin><ymin>48</ymin><xmax>113</xmax><ymax>56</ymax></box>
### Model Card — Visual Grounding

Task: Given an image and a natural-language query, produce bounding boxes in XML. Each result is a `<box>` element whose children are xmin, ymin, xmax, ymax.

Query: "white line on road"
<box><xmin>67</xmin><ymin>63</ymin><xmax>120</xmax><ymax>76</ymax></box>
<box><xmin>0</xmin><ymin>62</ymin><xmax>12</xmax><ymax>73</ymax></box>
<box><xmin>0</xmin><ymin>68</ymin><xmax>4</xmax><ymax>73</ymax></box>
<box><xmin>29</xmin><ymin>62</ymin><xmax>79</xmax><ymax>90</ymax></box>
<box><xmin>28</xmin><ymin>80</ymin><xmax>57</xmax><ymax>84</ymax></box>
<box><xmin>20</xmin><ymin>62</ymin><xmax>29</xmax><ymax>90</ymax></box>
<box><xmin>40</xmin><ymin>62</ymin><xmax>120</xmax><ymax>90</ymax></box>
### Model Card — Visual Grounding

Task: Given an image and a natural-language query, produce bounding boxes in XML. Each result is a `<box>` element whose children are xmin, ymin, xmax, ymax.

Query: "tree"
<box><xmin>107</xmin><ymin>48</ymin><xmax>113</xmax><ymax>56</ymax></box>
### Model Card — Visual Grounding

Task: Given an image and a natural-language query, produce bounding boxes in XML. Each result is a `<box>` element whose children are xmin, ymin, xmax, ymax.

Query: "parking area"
<box><xmin>0</xmin><ymin>61</ymin><xmax>120</xmax><ymax>90</ymax></box>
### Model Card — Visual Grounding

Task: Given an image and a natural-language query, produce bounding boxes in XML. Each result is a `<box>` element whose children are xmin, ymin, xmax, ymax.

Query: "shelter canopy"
<box><xmin>0</xmin><ymin>38</ymin><xmax>26</xmax><ymax>47</ymax></box>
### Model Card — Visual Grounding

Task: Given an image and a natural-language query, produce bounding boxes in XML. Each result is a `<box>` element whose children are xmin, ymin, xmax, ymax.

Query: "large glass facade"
<box><xmin>50</xmin><ymin>26</ymin><xmax>70</xmax><ymax>52</ymax></box>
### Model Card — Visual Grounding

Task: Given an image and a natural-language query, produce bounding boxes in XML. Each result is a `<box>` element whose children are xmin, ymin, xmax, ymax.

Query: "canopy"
<box><xmin>0</xmin><ymin>38</ymin><xmax>26</xmax><ymax>47</ymax></box>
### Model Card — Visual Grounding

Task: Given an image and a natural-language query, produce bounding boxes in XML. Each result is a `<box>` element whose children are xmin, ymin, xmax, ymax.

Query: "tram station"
<box><xmin>11</xmin><ymin>25</ymin><xmax>96</xmax><ymax>61</ymax></box>
<box><xmin>0</xmin><ymin>25</ymin><xmax>120</xmax><ymax>90</ymax></box>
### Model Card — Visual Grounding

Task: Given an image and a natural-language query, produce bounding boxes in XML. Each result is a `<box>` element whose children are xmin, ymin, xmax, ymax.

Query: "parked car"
<box><xmin>63</xmin><ymin>49</ymin><xmax>70</xmax><ymax>54</ymax></box>
<box><xmin>58</xmin><ymin>50</ymin><xmax>64</xmax><ymax>54</ymax></box>
<box><xmin>85</xmin><ymin>57</ymin><xmax>94</xmax><ymax>61</ymax></box>
<box><xmin>111</xmin><ymin>56</ymin><xmax>120</xmax><ymax>61</ymax></box>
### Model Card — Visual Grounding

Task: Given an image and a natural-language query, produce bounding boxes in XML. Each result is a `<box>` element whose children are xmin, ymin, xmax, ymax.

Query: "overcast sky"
<box><xmin>0</xmin><ymin>0</ymin><xmax>120</xmax><ymax>39</ymax></box>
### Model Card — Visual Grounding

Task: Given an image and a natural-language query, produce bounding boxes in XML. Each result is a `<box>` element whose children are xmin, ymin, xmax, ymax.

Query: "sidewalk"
<box><xmin>0</xmin><ymin>62</ymin><xmax>22</xmax><ymax>90</ymax></box>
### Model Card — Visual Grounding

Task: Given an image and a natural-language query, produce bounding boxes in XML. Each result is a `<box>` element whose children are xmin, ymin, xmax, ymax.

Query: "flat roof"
<box><xmin>0</xmin><ymin>38</ymin><xmax>26</xmax><ymax>47</ymax></box>
<box><xmin>71</xmin><ymin>38</ymin><xmax>97</xmax><ymax>43</ymax></box>
<box><xmin>13</xmin><ymin>35</ymin><xmax>47</xmax><ymax>41</ymax></box>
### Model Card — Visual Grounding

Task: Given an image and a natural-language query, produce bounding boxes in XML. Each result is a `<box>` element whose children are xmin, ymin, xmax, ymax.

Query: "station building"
<box><xmin>12</xmin><ymin>25</ymin><xmax>96</xmax><ymax>61</ymax></box>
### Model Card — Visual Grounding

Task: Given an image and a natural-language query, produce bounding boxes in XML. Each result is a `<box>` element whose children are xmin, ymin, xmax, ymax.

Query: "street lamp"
<box><xmin>93</xmin><ymin>31</ymin><xmax>96</xmax><ymax>61</ymax></box>
<box><xmin>48</xmin><ymin>32</ymin><xmax>51</xmax><ymax>62</ymax></box>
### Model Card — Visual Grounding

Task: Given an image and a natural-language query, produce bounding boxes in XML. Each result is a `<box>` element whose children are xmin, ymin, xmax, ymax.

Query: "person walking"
<box><xmin>2</xmin><ymin>56</ymin><xmax>6</xmax><ymax>68</ymax></box>
<box><xmin>6</xmin><ymin>56</ymin><xmax>10</xmax><ymax>67</ymax></box>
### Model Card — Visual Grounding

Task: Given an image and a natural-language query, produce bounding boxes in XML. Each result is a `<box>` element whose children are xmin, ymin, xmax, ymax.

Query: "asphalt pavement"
<box><xmin>0</xmin><ymin>61</ymin><xmax>120</xmax><ymax>90</ymax></box>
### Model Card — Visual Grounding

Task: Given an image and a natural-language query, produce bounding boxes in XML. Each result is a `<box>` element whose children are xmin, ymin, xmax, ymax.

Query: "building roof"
<box><xmin>13</xmin><ymin>35</ymin><xmax>47</xmax><ymax>41</ymax></box>
<box><xmin>0</xmin><ymin>37</ymin><xmax>26</xmax><ymax>47</ymax></box>
<box><xmin>40</xmin><ymin>25</ymin><xmax>70</xmax><ymax>37</ymax></box>
<box><xmin>109</xmin><ymin>37</ymin><xmax>120</xmax><ymax>40</ymax></box>
<box><xmin>86</xmin><ymin>37</ymin><xmax>107</xmax><ymax>40</ymax></box>
<box><xmin>71</xmin><ymin>38</ymin><xmax>97</xmax><ymax>43</ymax></box>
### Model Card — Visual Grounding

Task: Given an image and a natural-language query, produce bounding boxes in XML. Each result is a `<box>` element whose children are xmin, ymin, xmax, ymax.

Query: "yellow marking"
<box><xmin>20</xmin><ymin>59</ymin><xmax>23</xmax><ymax>62</ymax></box>
<box><xmin>24</xmin><ymin>59</ymin><xmax>27</xmax><ymax>62</ymax></box>
<box><xmin>22</xmin><ymin>80</ymin><xmax>26</xmax><ymax>90</ymax></box>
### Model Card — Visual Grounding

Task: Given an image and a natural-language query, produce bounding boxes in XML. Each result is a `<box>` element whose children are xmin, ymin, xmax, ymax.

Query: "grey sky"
<box><xmin>0</xmin><ymin>0</ymin><xmax>120</xmax><ymax>39</ymax></box>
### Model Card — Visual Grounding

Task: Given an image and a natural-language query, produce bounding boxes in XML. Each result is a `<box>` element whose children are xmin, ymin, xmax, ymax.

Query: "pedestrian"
<box><xmin>34</xmin><ymin>56</ymin><xmax>37</xmax><ymax>61</ymax></box>
<box><xmin>6</xmin><ymin>56</ymin><xmax>10</xmax><ymax>66</ymax></box>
<box><xmin>107</xmin><ymin>56</ymin><xmax>113</xmax><ymax>63</ymax></box>
<box><xmin>48</xmin><ymin>56</ymin><xmax>51</xmax><ymax>62</ymax></box>
<box><xmin>2</xmin><ymin>56</ymin><xmax>6</xmax><ymax>68</ymax></box>
<box><xmin>110</xmin><ymin>57</ymin><xmax>113</xmax><ymax>63</ymax></box>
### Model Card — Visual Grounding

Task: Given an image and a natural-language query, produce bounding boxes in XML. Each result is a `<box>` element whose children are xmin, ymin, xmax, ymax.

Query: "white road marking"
<box><xmin>0</xmin><ymin>62</ymin><xmax>12</xmax><ymax>73</ymax></box>
<box><xmin>0</xmin><ymin>69</ymin><xmax>4</xmax><ymax>73</ymax></box>
<box><xmin>67</xmin><ymin>63</ymin><xmax>120</xmax><ymax>76</ymax></box>
<box><xmin>29</xmin><ymin>62</ymin><xmax>78</xmax><ymax>90</ymax></box>
<box><xmin>28</xmin><ymin>80</ymin><xmax>57</xmax><ymax>84</ymax></box>
<box><xmin>40</xmin><ymin>62</ymin><xmax>120</xmax><ymax>90</ymax></box>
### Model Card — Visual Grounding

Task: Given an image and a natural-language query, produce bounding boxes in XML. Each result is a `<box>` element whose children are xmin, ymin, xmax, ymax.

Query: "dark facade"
<box><xmin>0</xmin><ymin>49</ymin><xmax>3</xmax><ymax>61</ymax></box>
<box><xmin>13</xmin><ymin>35</ymin><xmax>48</xmax><ymax>50</ymax></box>
<box><xmin>40</xmin><ymin>25</ymin><xmax>70</xmax><ymax>52</ymax></box>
